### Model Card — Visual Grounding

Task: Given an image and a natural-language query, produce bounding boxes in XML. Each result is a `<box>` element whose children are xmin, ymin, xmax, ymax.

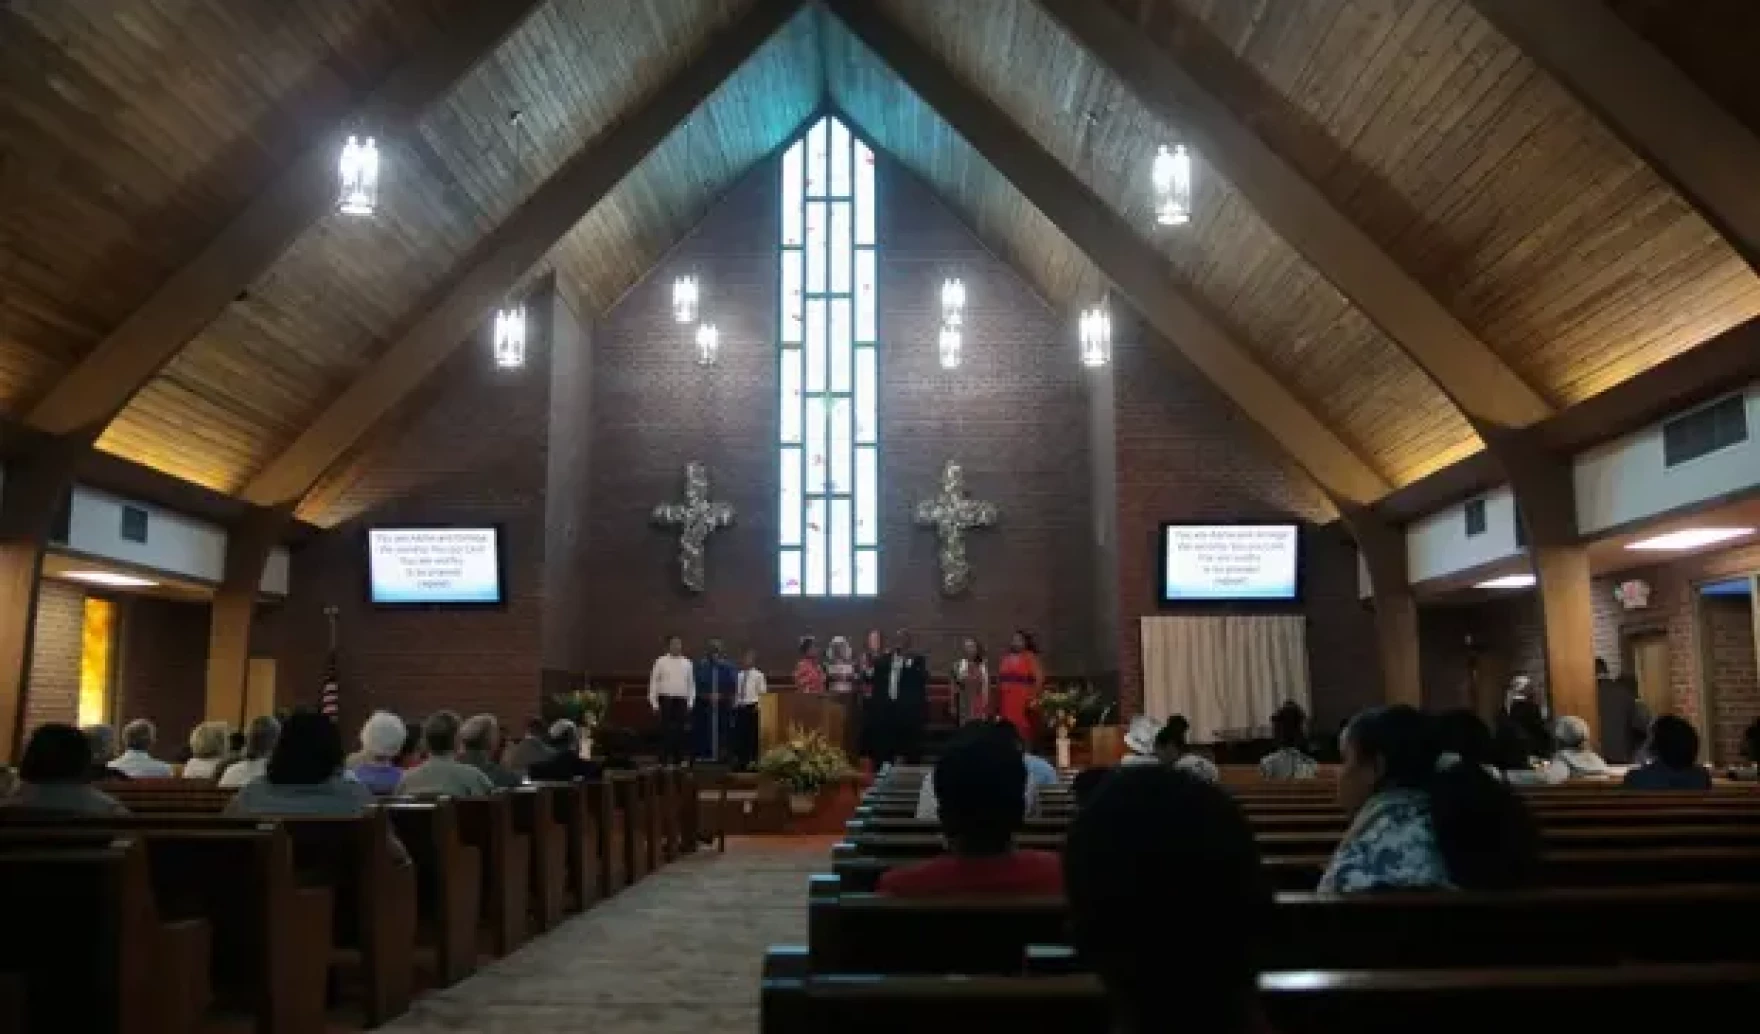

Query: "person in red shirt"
<box><xmin>1065</xmin><ymin>765</ymin><xmax>1276</xmax><ymax>1034</ymax></box>
<box><xmin>876</xmin><ymin>722</ymin><xmax>1062</xmax><ymax>897</ymax></box>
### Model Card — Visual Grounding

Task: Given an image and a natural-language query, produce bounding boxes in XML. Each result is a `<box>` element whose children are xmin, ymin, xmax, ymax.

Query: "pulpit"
<box><xmin>761</xmin><ymin>691</ymin><xmax>850</xmax><ymax>753</ymax></box>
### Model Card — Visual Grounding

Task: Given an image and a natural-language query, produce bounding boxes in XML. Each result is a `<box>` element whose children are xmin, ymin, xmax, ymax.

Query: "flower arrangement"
<box><xmin>756</xmin><ymin>726</ymin><xmax>854</xmax><ymax>794</ymax></box>
<box><xmin>551</xmin><ymin>688</ymin><xmax>610</xmax><ymax>730</ymax></box>
<box><xmin>1037</xmin><ymin>682</ymin><xmax>1104</xmax><ymax>737</ymax></box>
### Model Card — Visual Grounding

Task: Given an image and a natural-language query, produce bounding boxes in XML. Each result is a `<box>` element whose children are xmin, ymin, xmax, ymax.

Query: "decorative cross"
<box><xmin>651</xmin><ymin>461</ymin><xmax>734</xmax><ymax>593</ymax></box>
<box><xmin>914</xmin><ymin>460</ymin><xmax>998</xmax><ymax>596</ymax></box>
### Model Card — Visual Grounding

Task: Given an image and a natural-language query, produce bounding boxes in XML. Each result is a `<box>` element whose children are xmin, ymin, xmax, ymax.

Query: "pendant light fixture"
<box><xmin>338</xmin><ymin>135</ymin><xmax>380</xmax><ymax>216</ymax></box>
<box><xmin>1079</xmin><ymin>302</ymin><xmax>1112</xmax><ymax>368</ymax></box>
<box><xmin>1152</xmin><ymin>143</ymin><xmax>1192</xmax><ymax>226</ymax></box>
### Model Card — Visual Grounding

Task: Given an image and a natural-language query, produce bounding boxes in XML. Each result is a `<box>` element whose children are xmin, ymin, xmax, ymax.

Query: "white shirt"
<box><xmin>182</xmin><ymin>756</ymin><xmax>224</xmax><ymax>780</ymax></box>
<box><xmin>218</xmin><ymin>757</ymin><xmax>268</xmax><ymax>788</ymax></box>
<box><xmin>736</xmin><ymin>668</ymin><xmax>767</xmax><ymax>707</ymax></box>
<box><xmin>649</xmin><ymin>654</ymin><xmax>696</xmax><ymax>709</ymax></box>
<box><xmin>888</xmin><ymin>652</ymin><xmax>905</xmax><ymax>700</ymax></box>
<box><xmin>108</xmin><ymin>750</ymin><xmax>173</xmax><ymax>778</ymax></box>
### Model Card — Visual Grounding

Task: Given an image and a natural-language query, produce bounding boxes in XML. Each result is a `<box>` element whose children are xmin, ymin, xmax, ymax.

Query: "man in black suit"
<box><xmin>870</xmin><ymin>629</ymin><xmax>929</xmax><ymax>767</ymax></box>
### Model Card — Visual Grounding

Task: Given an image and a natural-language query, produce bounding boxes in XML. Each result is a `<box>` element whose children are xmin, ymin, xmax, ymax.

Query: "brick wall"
<box><xmin>116</xmin><ymin>597</ymin><xmax>210</xmax><ymax>750</ymax></box>
<box><xmin>1702</xmin><ymin>595</ymin><xmax>1758</xmax><ymax>762</ymax></box>
<box><xmin>23</xmin><ymin>581</ymin><xmax>85</xmax><ymax>733</ymax></box>
<box><xmin>1105</xmin><ymin>315</ymin><xmax>1375</xmax><ymax>730</ymax></box>
<box><xmin>580</xmin><ymin>153</ymin><xmax>1094</xmax><ymax>673</ymax></box>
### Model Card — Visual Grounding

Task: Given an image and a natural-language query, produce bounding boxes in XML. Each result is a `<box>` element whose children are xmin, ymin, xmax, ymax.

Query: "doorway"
<box><xmin>1694</xmin><ymin>576</ymin><xmax>1757</xmax><ymax>765</ymax></box>
<box><xmin>1626</xmin><ymin>631</ymin><xmax>1673</xmax><ymax>720</ymax></box>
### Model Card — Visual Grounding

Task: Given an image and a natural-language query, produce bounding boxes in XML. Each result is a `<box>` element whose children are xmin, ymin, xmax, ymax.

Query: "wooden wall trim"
<box><xmin>24</xmin><ymin>0</ymin><xmax>546</xmax><ymax>440</ymax></box>
<box><xmin>1470</xmin><ymin>0</ymin><xmax>1760</xmax><ymax>274</ymax></box>
<box><xmin>828</xmin><ymin>0</ymin><xmax>1389</xmax><ymax>507</ymax></box>
<box><xmin>1038</xmin><ymin>0</ymin><xmax>1554</xmax><ymax>433</ymax></box>
<box><xmin>242</xmin><ymin>0</ymin><xmax>807</xmax><ymax>511</ymax></box>
<box><xmin>204</xmin><ymin>507</ymin><xmax>291</xmax><ymax>728</ymax></box>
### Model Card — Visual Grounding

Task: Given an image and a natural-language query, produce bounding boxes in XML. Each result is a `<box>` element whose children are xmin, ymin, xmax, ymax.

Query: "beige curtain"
<box><xmin>1139</xmin><ymin>615</ymin><xmax>1310</xmax><ymax>743</ymax></box>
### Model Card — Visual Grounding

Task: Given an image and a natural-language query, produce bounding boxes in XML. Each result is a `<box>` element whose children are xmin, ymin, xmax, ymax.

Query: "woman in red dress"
<box><xmin>995</xmin><ymin>630</ymin><xmax>1042</xmax><ymax>742</ymax></box>
<box><xmin>793</xmin><ymin>635</ymin><xmax>825</xmax><ymax>694</ymax></box>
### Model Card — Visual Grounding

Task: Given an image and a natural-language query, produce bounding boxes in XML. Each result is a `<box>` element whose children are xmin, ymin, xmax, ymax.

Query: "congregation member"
<box><xmin>1623</xmin><ymin>714</ymin><xmax>1714</xmax><ymax>790</ymax></box>
<box><xmin>1119</xmin><ymin>715</ymin><xmax>1161</xmax><ymax>767</ymax></box>
<box><xmin>2</xmin><ymin>723</ymin><xmax>128</xmax><ymax>816</ymax></box>
<box><xmin>1541</xmin><ymin>715</ymin><xmax>1613</xmax><ymax>782</ymax></box>
<box><xmin>82</xmin><ymin>724</ymin><xmax>124</xmax><ymax>781</ymax></box>
<box><xmin>951</xmin><ymin>636</ymin><xmax>989</xmax><ymax>724</ymax></box>
<box><xmin>505</xmin><ymin>717</ymin><xmax>554</xmax><ymax>774</ymax></box>
<box><xmin>915</xmin><ymin>720</ymin><xmax>1053</xmax><ymax>820</ymax></box>
<box><xmin>1321</xmin><ymin>705</ymin><xmax>1538</xmax><ymax>893</ymax></box>
<box><xmin>1435</xmin><ymin>708</ymin><xmax>1505</xmax><ymax>780</ymax></box>
<box><xmin>459</xmin><ymin>714</ymin><xmax>522</xmax><ymax>788</ymax></box>
<box><xmin>350</xmin><ymin>710</ymin><xmax>411</xmax><ymax>794</ymax></box>
<box><xmin>732</xmin><ymin>648</ymin><xmax>767</xmax><ymax>771</ymax></box>
<box><xmin>1259</xmin><ymin>701</ymin><xmax>1318</xmax><ymax>779</ymax></box>
<box><xmin>1731</xmin><ymin>718</ymin><xmax>1760</xmax><ymax>780</ymax></box>
<box><xmin>870</xmin><ymin>629</ymin><xmax>929</xmax><ymax>768</ymax></box>
<box><xmin>228</xmin><ymin>711</ymin><xmax>379</xmax><ymax>817</ymax></box>
<box><xmin>792</xmin><ymin>635</ymin><xmax>825</xmax><ymax>694</ymax></box>
<box><xmin>218</xmin><ymin>715</ymin><xmax>280</xmax><ymax>788</ymax></box>
<box><xmin>398</xmin><ymin>711</ymin><xmax>495</xmax><ymax>797</ymax></box>
<box><xmin>693</xmin><ymin>638</ymin><xmax>739</xmax><ymax>762</ymax></box>
<box><xmin>181</xmin><ymin>720</ymin><xmax>231</xmax><ymax>780</ymax></box>
<box><xmin>107</xmin><ymin>718</ymin><xmax>173</xmax><ymax>778</ymax></box>
<box><xmin>648</xmin><ymin>634</ymin><xmax>695</xmax><ymax>766</ymax></box>
<box><xmin>994</xmin><ymin>630</ymin><xmax>1042</xmax><ymax>741</ymax></box>
<box><xmin>1065</xmin><ymin>765</ymin><xmax>1272</xmax><ymax>1034</ymax></box>
<box><xmin>1156</xmin><ymin>715</ymin><xmax>1220</xmax><ymax>783</ymax></box>
<box><xmin>883</xmin><ymin>722</ymin><xmax>1063</xmax><ymax>896</ymax></box>
<box><xmin>397</xmin><ymin>720</ymin><xmax>425</xmax><ymax>768</ymax></box>
<box><xmin>527</xmin><ymin>719</ymin><xmax>603</xmax><ymax>781</ymax></box>
<box><xmin>1070</xmin><ymin>765</ymin><xmax>1113</xmax><ymax>810</ymax></box>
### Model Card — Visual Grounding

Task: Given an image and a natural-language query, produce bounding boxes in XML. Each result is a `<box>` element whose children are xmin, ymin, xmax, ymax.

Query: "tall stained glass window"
<box><xmin>780</xmin><ymin>115</ymin><xmax>877</xmax><ymax>597</ymax></box>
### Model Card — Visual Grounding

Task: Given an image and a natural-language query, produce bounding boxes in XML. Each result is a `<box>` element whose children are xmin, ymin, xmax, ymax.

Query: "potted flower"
<box><xmin>1037</xmin><ymin>683</ymin><xmax>1100</xmax><ymax>770</ymax></box>
<box><xmin>550</xmin><ymin>688</ymin><xmax>610</xmax><ymax>758</ymax></box>
<box><xmin>757</xmin><ymin>726</ymin><xmax>854</xmax><ymax>814</ymax></box>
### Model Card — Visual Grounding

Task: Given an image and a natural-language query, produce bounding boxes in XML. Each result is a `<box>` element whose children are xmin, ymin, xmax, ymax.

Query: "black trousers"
<box><xmin>732</xmin><ymin>704</ymin><xmax>760</xmax><ymax>770</ymax></box>
<box><xmin>868</xmin><ymin>698</ymin><xmax>924</xmax><ymax>765</ymax></box>
<box><xmin>658</xmin><ymin>696</ymin><xmax>691</xmax><ymax>766</ymax></box>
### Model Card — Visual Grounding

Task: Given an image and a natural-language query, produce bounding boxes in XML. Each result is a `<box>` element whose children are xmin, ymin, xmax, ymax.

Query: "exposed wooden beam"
<box><xmin>1038</xmin><ymin>0</ymin><xmax>1553</xmax><ymax>432</ymax></box>
<box><xmin>25</xmin><ymin>0</ymin><xmax>546</xmax><ymax>438</ymax></box>
<box><xmin>242</xmin><ymin>0</ymin><xmax>806</xmax><ymax>509</ymax></box>
<box><xmin>828</xmin><ymin>0</ymin><xmax>1388</xmax><ymax>506</ymax></box>
<box><xmin>1339</xmin><ymin>505</ymin><xmax>1421</xmax><ymax>708</ymax></box>
<box><xmin>1470</xmin><ymin>0</ymin><xmax>1760</xmax><ymax>273</ymax></box>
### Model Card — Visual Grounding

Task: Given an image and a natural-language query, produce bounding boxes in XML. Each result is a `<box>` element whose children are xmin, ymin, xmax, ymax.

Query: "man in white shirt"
<box><xmin>649</xmin><ymin>635</ymin><xmax>696</xmax><ymax>765</ymax></box>
<box><xmin>733</xmin><ymin>649</ymin><xmax>767</xmax><ymax>770</ymax></box>
<box><xmin>108</xmin><ymin>719</ymin><xmax>173</xmax><ymax>778</ymax></box>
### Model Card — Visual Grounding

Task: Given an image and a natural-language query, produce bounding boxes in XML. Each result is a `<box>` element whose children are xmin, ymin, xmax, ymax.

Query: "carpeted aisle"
<box><xmin>379</xmin><ymin>838</ymin><xmax>829</xmax><ymax>1033</ymax></box>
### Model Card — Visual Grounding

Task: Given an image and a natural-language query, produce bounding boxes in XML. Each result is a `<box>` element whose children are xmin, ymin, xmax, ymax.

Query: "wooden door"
<box><xmin>1630</xmin><ymin>633</ymin><xmax>1672</xmax><ymax>717</ymax></box>
<box><xmin>244</xmin><ymin>659</ymin><xmax>276</xmax><ymax>721</ymax></box>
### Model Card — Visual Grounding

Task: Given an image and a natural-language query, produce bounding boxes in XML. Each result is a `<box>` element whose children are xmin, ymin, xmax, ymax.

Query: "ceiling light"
<box><xmin>493</xmin><ymin>306</ymin><xmax>526</xmax><ymax>369</ymax></box>
<box><xmin>62</xmin><ymin>571</ymin><xmax>158</xmax><ymax>589</ymax></box>
<box><xmin>1152</xmin><ymin>143</ymin><xmax>1192</xmax><ymax>226</ymax></box>
<box><xmin>337</xmin><ymin>135</ymin><xmax>379</xmax><ymax>216</ymax></box>
<box><xmin>938</xmin><ymin>326</ymin><xmax>961</xmax><ymax>370</ymax></box>
<box><xmin>695</xmin><ymin>322</ymin><xmax>719</xmax><ymax>366</ymax></box>
<box><xmin>673</xmin><ymin>275</ymin><xmax>699</xmax><ymax>324</ymax></box>
<box><xmin>940</xmin><ymin>277</ymin><xmax>965</xmax><ymax>328</ymax></box>
<box><xmin>1626</xmin><ymin>527</ymin><xmax>1754</xmax><ymax>552</ymax></box>
<box><xmin>1079</xmin><ymin>304</ymin><xmax>1111</xmax><ymax>368</ymax></box>
<box><xmin>1475</xmin><ymin>574</ymin><xmax>1536</xmax><ymax>590</ymax></box>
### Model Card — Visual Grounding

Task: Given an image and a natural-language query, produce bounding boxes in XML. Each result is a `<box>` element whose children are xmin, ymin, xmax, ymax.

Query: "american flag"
<box><xmin>318</xmin><ymin>648</ymin><xmax>340</xmax><ymax>719</ymax></box>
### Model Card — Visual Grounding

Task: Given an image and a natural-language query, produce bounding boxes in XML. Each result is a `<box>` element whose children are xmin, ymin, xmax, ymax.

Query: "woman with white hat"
<box><xmin>1120</xmin><ymin>715</ymin><xmax>1162</xmax><ymax>767</ymax></box>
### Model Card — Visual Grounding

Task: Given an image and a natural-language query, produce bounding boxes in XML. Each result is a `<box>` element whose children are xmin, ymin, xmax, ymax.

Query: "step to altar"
<box><xmin>696</xmin><ymin>772</ymin><xmax>870</xmax><ymax>835</ymax></box>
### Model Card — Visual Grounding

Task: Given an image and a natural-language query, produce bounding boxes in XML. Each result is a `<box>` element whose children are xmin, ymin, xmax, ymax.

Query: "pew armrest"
<box><xmin>276</xmin><ymin>886</ymin><xmax>334</xmax><ymax>1034</ymax></box>
<box><xmin>156</xmin><ymin>918</ymin><xmax>212</xmax><ymax>1033</ymax></box>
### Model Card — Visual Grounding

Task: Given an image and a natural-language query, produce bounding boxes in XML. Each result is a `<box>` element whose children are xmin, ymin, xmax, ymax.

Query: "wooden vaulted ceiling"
<box><xmin>1</xmin><ymin>0</ymin><xmax>1757</xmax><ymax>530</ymax></box>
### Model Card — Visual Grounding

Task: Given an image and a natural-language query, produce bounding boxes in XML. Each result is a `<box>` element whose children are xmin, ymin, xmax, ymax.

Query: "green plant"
<box><xmin>757</xmin><ymin>726</ymin><xmax>853</xmax><ymax>794</ymax></box>
<box><xmin>1037</xmin><ymin>682</ymin><xmax>1103</xmax><ymax>735</ymax></box>
<box><xmin>551</xmin><ymin>688</ymin><xmax>610</xmax><ymax>730</ymax></box>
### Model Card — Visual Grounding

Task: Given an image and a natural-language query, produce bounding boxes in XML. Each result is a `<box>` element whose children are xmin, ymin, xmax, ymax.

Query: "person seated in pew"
<box><xmin>1258</xmin><ymin>701</ymin><xmax>1318</xmax><ymax>780</ymax></box>
<box><xmin>108</xmin><ymin>719</ymin><xmax>174</xmax><ymax>778</ymax></box>
<box><xmin>181</xmin><ymin>721</ymin><xmax>232</xmax><ymax>780</ymax></box>
<box><xmin>1070</xmin><ymin>766</ymin><xmax>1113</xmax><ymax>810</ymax></box>
<box><xmin>998</xmin><ymin>718</ymin><xmax>1060</xmax><ymax>791</ymax></box>
<box><xmin>1119</xmin><ymin>715</ymin><xmax>1161</xmax><ymax>767</ymax></box>
<box><xmin>882</xmin><ymin>722</ymin><xmax>1063</xmax><ymax>897</ymax></box>
<box><xmin>2</xmin><ymin>724</ymin><xmax>129</xmax><ymax>815</ymax></box>
<box><xmin>1729</xmin><ymin>718</ymin><xmax>1760</xmax><ymax>781</ymax></box>
<box><xmin>228</xmin><ymin>710</ymin><xmax>409</xmax><ymax>862</ymax></box>
<box><xmin>1320</xmin><ymin>705</ymin><xmax>1538</xmax><ymax>894</ymax></box>
<box><xmin>1434</xmin><ymin>708</ymin><xmax>1504</xmax><ymax>781</ymax></box>
<box><xmin>1540</xmin><ymin>716</ymin><xmax>1613</xmax><ymax>782</ymax></box>
<box><xmin>397</xmin><ymin>721</ymin><xmax>425</xmax><ymax>768</ymax></box>
<box><xmin>349</xmin><ymin>710</ymin><xmax>411</xmax><ymax>794</ymax></box>
<box><xmin>914</xmin><ymin>720</ymin><xmax>1045</xmax><ymax>820</ymax></box>
<box><xmin>398</xmin><ymin>711</ymin><xmax>496</xmax><ymax>797</ymax></box>
<box><xmin>216</xmin><ymin>729</ymin><xmax>247</xmax><ymax>780</ymax></box>
<box><xmin>505</xmin><ymin>717</ymin><xmax>556</xmax><ymax>775</ymax></box>
<box><xmin>1155</xmin><ymin>716</ymin><xmax>1220</xmax><ymax>783</ymax></box>
<box><xmin>1065</xmin><ymin>765</ymin><xmax>1272</xmax><ymax>1034</ymax></box>
<box><xmin>219</xmin><ymin>716</ymin><xmax>280</xmax><ymax>788</ymax></box>
<box><xmin>526</xmin><ymin>720</ymin><xmax>604</xmax><ymax>782</ymax></box>
<box><xmin>458</xmin><ymin>715</ymin><xmax>522</xmax><ymax>788</ymax></box>
<box><xmin>1622</xmin><ymin>715</ymin><xmax>1713</xmax><ymax>791</ymax></box>
<box><xmin>81</xmin><ymin>725</ymin><xmax>126</xmax><ymax>782</ymax></box>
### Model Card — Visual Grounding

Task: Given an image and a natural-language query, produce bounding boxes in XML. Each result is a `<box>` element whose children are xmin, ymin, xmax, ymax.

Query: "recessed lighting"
<box><xmin>1626</xmin><ymin>527</ymin><xmax>1754</xmax><ymax>552</ymax></box>
<box><xmin>1476</xmin><ymin>574</ymin><xmax>1536</xmax><ymax>590</ymax></box>
<box><xmin>61</xmin><ymin>571</ymin><xmax>158</xmax><ymax>589</ymax></box>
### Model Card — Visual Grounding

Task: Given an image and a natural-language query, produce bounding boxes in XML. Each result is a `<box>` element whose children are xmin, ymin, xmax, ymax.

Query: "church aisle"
<box><xmin>379</xmin><ymin>837</ymin><xmax>832</xmax><ymax>1033</ymax></box>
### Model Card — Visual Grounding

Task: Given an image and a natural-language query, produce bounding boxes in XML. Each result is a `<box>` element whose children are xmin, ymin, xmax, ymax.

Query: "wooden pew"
<box><xmin>451</xmin><ymin>795</ymin><xmax>531</xmax><ymax>956</ymax></box>
<box><xmin>582</xmin><ymin>777</ymin><xmax>625</xmax><ymax>898</ymax></box>
<box><xmin>761</xmin><ymin>953</ymin><xmax>1760</xmax><ymax>1034</ymax></box>
<box><xmin>1260</xmin><ymin>845</ymin><xmax>1760</xmax><ymax>891</ymax></box>
<box><xmin>611</xmin><ymin>771</ymin><xmax>647</xmax><ymax>883</ymax></box>
<box><xmin>0</xmin><ymin>838</ymin><xmax>210</xmax><ymax>1034</ymax></box>
<box><xmin>532</xmin><ymin>779</ymin><xmax>600</xmax><ymax>912</ymax></box>
<box><xmin>385</xmin><ymin>801</ymin><xmax>481</xmax><ymax>986</ymax></box>
<box><xmin>0</xmin><ymin>822</ymin><xmax>331</xmax><ymax>1034</ymax></box>
<box><xmin>509</xmin><ymin>785</ymin><xmax>568</xmax><ymax>931</ymax></box>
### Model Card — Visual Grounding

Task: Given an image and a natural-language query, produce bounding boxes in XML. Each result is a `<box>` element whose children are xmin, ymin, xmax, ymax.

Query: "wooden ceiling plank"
<box><xmin>1036</xmin><ymin>0</ymin><xmax>1554</xmax><ymax>434</ymax></box>
<box><xmin>243</xmin><ymin>0</ymin><xmax>807</xmax><ymax>510</ymax></box>
<box><xmin>1469</xmin><ymin>0</ymin><xmax>1760</xmax><ymax>275</ymax></box>
<box><xmin>828</xmin><ymin>0</ymin><xmax>1387</xmax><ymax>507</ymax></box>
<box><xmin>23</xmin><ymin>0</ymin><xmax>547</xmax><ymax>440</ymax></box>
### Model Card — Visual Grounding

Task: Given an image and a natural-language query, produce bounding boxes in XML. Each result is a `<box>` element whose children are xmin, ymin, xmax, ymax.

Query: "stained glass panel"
<box><xmin>780</xmin><ymin>350</ymin><xmax>802</xmax><ymax>444</ymax></box>
<box><xmin>855</xmin><ymin>141</ymin><xmax>876</xmax><ymax>245</ymax></box>
<box><xmin>780</xmin><ymin>549</ymin><xmax>802</xmax><ymax>596</ymax></box>
<box><xmin>830</xmin><ymin>202</ymin><xmax>852</xmax><ymax>294</ymax></box>
<box><xmin>829</xmin><ymin>297</ymin><xmax>852</xmax><ymax>392</ymax></box>
<box><xmin>855</xmin><ymin>549</ymin><xmax>878</xmax><ymax>596</ymax></box>
<box><xmin>805</xmin><ymin>396</ymin><xmax>827</xmax><ymax>494</ymax></box>
<box><xmin>854</xmin><ymin>348</ymin><xmax>877</xmax><ymax>443</ymax></box>
<box><xmin>805</xmin><ymin>201</ymin><xmax>826</xmax><ymax>294</ymax></box>
<box><xmin>806</xmin><ymin>117</ymin><xmax>828</xmax><ymax>198</ymax></box>
<box><xmin>804</xmin><ymin>297</ymin><xmax>826</xmax><ymax>392</ymax></box>
<box><xmin>779</xmin><ymin>447</ymin><xmax>802</xmax><ymax>545</ymax></box>
<box><xmin>829</xmin><ymin>397</ymin><xmax>852</xmax><ymax>493</ymax></box>
<box><xmin>783</xmin><ymin>141</ymin><xmax>804</xmax><ymax>245</ymax></box>
<box><xmin>855</xmin><ymin>447</ymin><xmax>877</xmax><ymax>545</ymax></box>
<box><xmin>781</xmin><ymin>248</ymin><xmax>802</xmax><ymax>342</ymax></box>
<box><xmin>803</xmin><ymin>499</ymin><xmax>827</xmax><ymax>596</ymax></box>
<box><xmin>830</xmin><ymin>119</ymin><xmax>851</xmax><ymax>198</ymax></box>
<box><xmin>829</xmin><ymin>498</ymin><xmax>852</xmax><ymax>595</ymax></box>
<box><xmin>854</xmin><ymin>248</ymin><xmax>876</xmax><ymax>342</ymax></box>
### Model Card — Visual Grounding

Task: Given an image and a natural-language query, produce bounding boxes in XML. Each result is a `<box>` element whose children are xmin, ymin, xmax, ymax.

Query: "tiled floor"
<box><xmin>378</xmin><ymin>838</ymin><xmax>832</xmax><ymax>1033</ymax></box>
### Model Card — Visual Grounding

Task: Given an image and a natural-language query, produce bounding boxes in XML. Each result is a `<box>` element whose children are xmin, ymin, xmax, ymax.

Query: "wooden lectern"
<box><xmin>761</xmin><ymin>691</ymin><xmax>849</xmax><ymax>752</ymax></box>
